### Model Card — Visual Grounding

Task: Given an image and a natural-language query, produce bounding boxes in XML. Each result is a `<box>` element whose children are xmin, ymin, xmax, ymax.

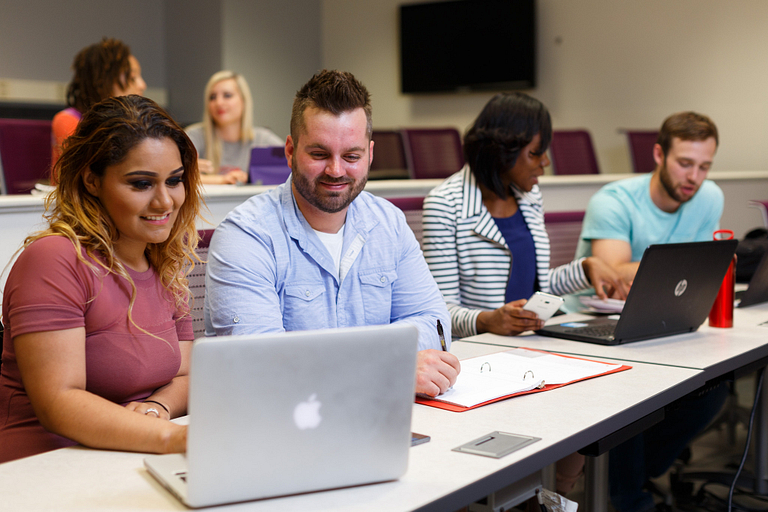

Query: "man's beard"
<box><xmin>659</xmin><ymin>161</ymin><xmax>696</xmax><ymax>204</ymax></box>
<box><xmin>292</xmin><ymin>155</ymin><xmax>369</xmax><ymax>214</ymax></box>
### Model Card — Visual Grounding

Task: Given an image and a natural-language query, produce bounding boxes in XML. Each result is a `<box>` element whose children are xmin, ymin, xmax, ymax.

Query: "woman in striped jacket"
<box><xmin>423</xmin><ymin>92</ymin><xmax>627</xmax><ymax>339</ymax></box>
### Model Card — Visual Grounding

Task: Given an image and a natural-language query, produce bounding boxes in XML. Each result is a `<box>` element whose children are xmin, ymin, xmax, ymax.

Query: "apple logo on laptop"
<box><xmin>293</xmin><ymin>394</ymin><xmax>322</xmax><ymax>430</ymax></box>
<box><xmin>674</xmin><ymin>279</ymin><xmax>688</xmax><ymax>297</ymax></box>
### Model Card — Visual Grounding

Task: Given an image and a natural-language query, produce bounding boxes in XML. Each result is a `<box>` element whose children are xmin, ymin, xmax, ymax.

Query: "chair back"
<box><xmin>401</xmin><ymin>128</ymin><xmax>464</xmax><ymax>180</ymax></box>
<box><xmin>189</xmin><ymin>229</ymin><xmax>214</xmax><ymax>339</ymax></box>
<box><xmin>248</xmin><ymin>146</ymin><xmax>291</xmax><ymax>185</ymax></box>
<box><xmin>544</xmin><ymin>211</ymin><xmax>585</xmax><ymax>268</ymax></box>
<box><xmin>549</xmin><ymin>130</ymin><xmax>599</xmax><ymax>175</ymax></box>
<box><xmin>370</xmin><ymin>130</ymin><xmax>410</xmax><ymax>180</ymax></box>
<box><xmin>386</xmin><ymin>196</ymin><xmax>425</xmax><ymax>247</ymax></box>
<box><xmin>0</xmin><ymin>119</ymin><xmax>53</xmax><ymax>194</ymax></box>
<box><xmin>625</xmin><ymin>130</ymin><xmax>658</xmax><ymax>173</ymax></box>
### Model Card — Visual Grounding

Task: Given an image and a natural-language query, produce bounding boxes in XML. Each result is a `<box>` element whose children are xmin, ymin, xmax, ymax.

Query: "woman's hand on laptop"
<box><xmin>415</xmin><ymin>350</ymin><xmax>461</xmax><ymax>397</ymax></box>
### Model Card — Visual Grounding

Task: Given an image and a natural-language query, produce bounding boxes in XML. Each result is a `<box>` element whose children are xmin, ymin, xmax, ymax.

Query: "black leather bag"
<box><xmin>736</xmin><ymin>228</ymin><xmax>768</xmax><ymax>282</ymax></box>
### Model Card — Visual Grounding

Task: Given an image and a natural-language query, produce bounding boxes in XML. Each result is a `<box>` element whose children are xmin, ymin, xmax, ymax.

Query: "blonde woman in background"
<box><xmin>186</xmin><ymin>71</ymin><xmax>283</xmax><ymax>185</ymax></box>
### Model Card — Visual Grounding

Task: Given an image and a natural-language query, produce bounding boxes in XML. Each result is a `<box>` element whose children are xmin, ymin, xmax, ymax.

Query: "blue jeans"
<box><xmin>609</xmin><ymin>383</ymin><xmax>729</xmax><ymax>512</ymax></box>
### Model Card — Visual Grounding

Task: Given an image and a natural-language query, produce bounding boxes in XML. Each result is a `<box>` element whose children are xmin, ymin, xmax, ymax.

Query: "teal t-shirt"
<box><xmin>576</xmin><ymin>174</ymin><xmax>723</xmax><ymax>261</ymax></box>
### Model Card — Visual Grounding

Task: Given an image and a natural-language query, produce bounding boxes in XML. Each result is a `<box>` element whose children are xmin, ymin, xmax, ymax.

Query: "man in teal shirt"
<box><xmin>577</xmin><ymin>112</ymin><xmax>726</xmax><ymax>512</ymax></box>
<box><xmin>577</xmin><ymin>111</ymin><xmax>723</xmax><ymax>286</ymax></box>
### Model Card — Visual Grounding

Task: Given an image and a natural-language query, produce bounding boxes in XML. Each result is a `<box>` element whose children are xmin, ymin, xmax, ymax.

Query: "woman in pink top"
<box><xmin>51</xmin><ymin>38</ymin><xmax>147</xmax><ymax>176</ymax></box>
<box><xmin>0</xmin><ymin>94</ymin><xmax>202</xmax><ymax>463</ymax></box>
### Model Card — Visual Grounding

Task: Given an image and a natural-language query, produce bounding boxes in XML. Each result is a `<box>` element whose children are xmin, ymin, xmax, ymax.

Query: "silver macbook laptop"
<box><xmin>538</xmin><ymin>240</ymin><xmax>738</xmax><ymax>345</ymax></box>
<box><xmin>145</xmin><ymin>324</ymin><xmax>418</xmax><ymax>508</ymax></box>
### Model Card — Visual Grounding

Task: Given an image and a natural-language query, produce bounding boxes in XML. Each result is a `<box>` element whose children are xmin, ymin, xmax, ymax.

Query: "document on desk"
<box><xmin>417</xmin><ymin>347</ymin><xmax>631</xmax><ymax>412</ymax></box>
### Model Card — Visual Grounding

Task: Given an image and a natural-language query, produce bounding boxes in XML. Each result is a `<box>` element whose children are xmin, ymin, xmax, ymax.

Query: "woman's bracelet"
<box><xmin>144</xmin><ymin>399</ymin><xmax>170</xmax><ymax>414</ymax></box>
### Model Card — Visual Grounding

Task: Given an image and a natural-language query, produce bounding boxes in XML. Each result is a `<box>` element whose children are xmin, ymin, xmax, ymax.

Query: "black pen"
<box><xmin>437</xmin><ymin>319</ymin><xmax>447</xmax><ymax>351</ymax></box>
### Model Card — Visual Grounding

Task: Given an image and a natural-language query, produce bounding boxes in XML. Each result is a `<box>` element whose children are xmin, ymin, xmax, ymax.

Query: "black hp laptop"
<box><xmin>538</xmin><ymin>240</ymin><xmax>738</xmax><ymax>345</ymax></box>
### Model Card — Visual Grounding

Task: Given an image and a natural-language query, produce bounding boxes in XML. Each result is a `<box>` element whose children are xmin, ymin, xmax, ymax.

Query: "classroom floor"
<box><xmin>461</xmin><ymin>376</ymin><xmax>768</xmax><ymax>512</ymax></box>
<box><xmin>565</xmin><ymin>374</ymin><xmax>768</xmax><ymax>512</ymax></box>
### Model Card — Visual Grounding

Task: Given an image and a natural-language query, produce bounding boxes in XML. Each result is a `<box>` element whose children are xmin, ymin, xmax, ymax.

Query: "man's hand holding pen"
<box><xmin>415</xmin><ymin>350</ymin><xmax>461</xmax><ymax>397</ymax></box>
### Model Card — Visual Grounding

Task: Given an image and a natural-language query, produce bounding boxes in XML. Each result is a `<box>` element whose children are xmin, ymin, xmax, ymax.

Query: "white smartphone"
<box><xmin>522</xmin><ymin>291</ymin><xmax>564</xmax><ymax>321</ymax></box>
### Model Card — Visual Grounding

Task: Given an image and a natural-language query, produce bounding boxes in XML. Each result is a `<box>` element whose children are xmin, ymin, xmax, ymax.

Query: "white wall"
<box><xmin>165</xmin><ymin>0</ymin><xmax>223</xmax><ymax>125</ymax></box>
<box><xmin>0</xmin><ymin>0</ymin><xmax>322</xmax><ymax>136</ymax></box>
<box><xmin>322</xmin><ymin>0</ymin><xmax>768</xmax><ymax>174</ymax></box>
<box><xmin>3</xmin><ymin>0</ymin><xmax>768</xmax><ymax>175</ymax></box>
<box><xmin>0</xmin><ymin>0</ymin><xmax>166</xmax><ymax>87</ymax></box>
<box><xmin>221</xmin><ymin>0</ymin><xmax>322</xmax><ymax>139</ymax></box>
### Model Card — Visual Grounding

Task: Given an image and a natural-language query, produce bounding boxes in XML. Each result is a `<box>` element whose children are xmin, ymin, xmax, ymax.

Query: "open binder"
<box><xmin>416</xmin><ymin>347</ymin><xmax>632</xmax><ymax>412</ymax></box>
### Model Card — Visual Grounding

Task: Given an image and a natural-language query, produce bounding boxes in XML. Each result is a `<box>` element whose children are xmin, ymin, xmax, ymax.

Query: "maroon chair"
<box><xmin>0</xmin><ymin>119</ymin><xmax>53</xmax><ymax>194</ymax></box>
<box><xmin>543</xmin><ymin>211</ymin><xmax>585</xmax><ymax>268</ymax></box>
<box><xmin>189</xmin><ymin>229</ymin><xmax>215</xmax><ymax>339</ymax></box>
<box><xmin>370</xmin><ymin>130</ymin><xmax>410</xmax><ymax>180</ymax></box>
<box><xmin>625</xmin><ymin>130</ymin><xmax>659</xmax><ymax>173</ymax></box>
<box><xmin>549</xmin><ymin>130</ymin><xmax>599</xmax><ymax>175</ymax></box>
<box><xmin>401</xmin><ymin>128</ymin><xmax>464</xmax><ymax>180</ymax></box>
<box><xmin>386</xmin><ymin>196</ymin><xmax>425</xmax><ymax>247</ymax></box>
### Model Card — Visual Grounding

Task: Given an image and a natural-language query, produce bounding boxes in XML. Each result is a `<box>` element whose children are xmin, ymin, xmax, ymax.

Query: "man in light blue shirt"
<box><xmin>205</xmin><ymin>70</ymin><xmax>460</xmax><ymax>397</ymax></box>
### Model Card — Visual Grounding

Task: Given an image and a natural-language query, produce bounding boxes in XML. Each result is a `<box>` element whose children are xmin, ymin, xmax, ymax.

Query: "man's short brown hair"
<box><xmin>657</xmin><ymin>111</ymin><xmax>718</xmax><ymax>157</ymax></box>
<box><xmin>290</xmin><ymin>70</ymin><xmax>372</xmax><ymax>143</ymax></box>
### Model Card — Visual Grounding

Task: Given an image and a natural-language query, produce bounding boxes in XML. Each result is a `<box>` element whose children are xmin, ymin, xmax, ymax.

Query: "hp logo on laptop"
<box><xmin>674</xmin><ymin>279</ymin><xmax>688</xmax><ymax>296</ymax></box>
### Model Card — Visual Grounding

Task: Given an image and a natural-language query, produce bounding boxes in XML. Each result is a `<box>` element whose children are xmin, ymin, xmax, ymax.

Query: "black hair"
<box><xmin>463</xmin><ymin>92</ymin><xmax>551</xmax><ymax>198</ymax></box>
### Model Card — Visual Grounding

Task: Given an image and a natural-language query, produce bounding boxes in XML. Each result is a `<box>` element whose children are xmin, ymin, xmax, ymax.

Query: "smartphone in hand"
<box><xmin>522</xmin><ymin>291</ymin><xmax>564</xmax><ymax>321</ymax></box>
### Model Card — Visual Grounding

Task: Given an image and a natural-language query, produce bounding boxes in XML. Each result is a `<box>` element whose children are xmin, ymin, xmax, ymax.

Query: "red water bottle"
<box><xmin>709</xmin><ymin>229</ymin><xmax>735</xmax><ymax>328</ymax></box>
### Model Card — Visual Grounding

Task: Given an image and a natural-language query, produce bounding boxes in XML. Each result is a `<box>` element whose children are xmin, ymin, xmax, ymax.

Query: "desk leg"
<box><xmin>469</xmin><ymin>471</ymin><xmax>542</xmax><ymax>512</ymax></box>
<box><xmin>585</xmin><ymin>453</ymin><xmax>609</xmax><ymax>512</ymax></box>
<box><xmin>755</xmin><ymin>377</ymin><xmax>768</xmax><ymax>495</ymax></box>
<box><xmin>541</xmin><ymin>463</ymin><xmax>556</xmax><ymax>492</ymax></box>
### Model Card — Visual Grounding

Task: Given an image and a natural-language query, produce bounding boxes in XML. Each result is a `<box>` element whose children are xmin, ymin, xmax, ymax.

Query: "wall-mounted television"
<box><xmin>400</xmin><ymin>0</ymin><xmax>536</xmax><ymax>94</ymax></box>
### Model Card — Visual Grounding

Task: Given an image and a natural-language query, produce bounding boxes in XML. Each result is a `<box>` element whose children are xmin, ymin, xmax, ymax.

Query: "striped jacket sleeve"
<box><xmin>422</xmin><ymin>190</ymin><xmax>482</xmax><ymax>339</ymax></box>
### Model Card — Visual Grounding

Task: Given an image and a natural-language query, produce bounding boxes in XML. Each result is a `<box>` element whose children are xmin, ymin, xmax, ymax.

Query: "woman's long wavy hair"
<box><xmin>28</xmin><ymin>95</ymin><xmax>203</xmax><ymax>326</ymax></box>
<box><xmin>463</xmin><ymin>92</ymin><xmax>552</xmax><ymax>199</ymax></box>
<box><xmin>201</xmin><ymin>71</ymin><xmax>254</xmax><ymax>172</ymax></box>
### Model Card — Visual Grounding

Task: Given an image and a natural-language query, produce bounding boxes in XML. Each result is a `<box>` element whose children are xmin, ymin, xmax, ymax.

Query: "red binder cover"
<box><xmin>416</xmin><ymin>347</ymin><xmax>632</xmax><ymax>412</ymax></box>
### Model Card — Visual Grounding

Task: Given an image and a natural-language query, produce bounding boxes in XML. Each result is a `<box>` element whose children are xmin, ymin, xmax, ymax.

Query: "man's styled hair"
<box><xmin>657</xmin><ymin>111</ymin><xmax>719</xmax><ymax>158</ymax></box>
<box><xmin>463</xmin><ymin>92</ymin><xmax>552</xmax><ymax>199</ymax></box>
<box><xmin>290</xmin><ymin>70</ymin><xmax>372</xmax><ymax>142</ymax></box>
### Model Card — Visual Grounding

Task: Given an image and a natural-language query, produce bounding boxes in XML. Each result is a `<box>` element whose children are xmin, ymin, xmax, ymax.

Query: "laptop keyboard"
<box><xmin>564</xmin><ymin>324</ymin><xmax>616</xmax><ymax>337</ymax></box>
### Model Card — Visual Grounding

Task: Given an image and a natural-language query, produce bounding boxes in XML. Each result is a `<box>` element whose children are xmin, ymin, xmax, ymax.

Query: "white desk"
<box><xmin>462</xmin><ymin>303</ymin><xmax>768</xmax><ymax>377</ymax></box>
<box><xmin>0</xmin><ymin>342</ymin><xmax>703</xmax><ymax>512</ymax></box>
<box><xmin>463</xmin><ymin>301</ymin><xmax>768</xmax><ymax>500</ymax></box>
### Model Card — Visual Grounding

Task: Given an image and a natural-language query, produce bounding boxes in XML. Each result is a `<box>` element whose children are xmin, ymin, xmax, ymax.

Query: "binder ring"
<box><xmin>480</xmin><ymin>362</ymin><xmax>492</xmax><ymax>373</ymax></box>
<box><xmin>523</xmin><ymin>370</ymin><xmax>535</xmax><ymax>381</ymax></box>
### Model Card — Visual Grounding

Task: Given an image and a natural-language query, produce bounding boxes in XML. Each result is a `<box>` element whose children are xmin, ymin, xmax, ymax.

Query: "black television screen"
<box><xmin>400</xmin><ymin>0</ymin><xmax>536</xmax><ymax>94</ymax></box>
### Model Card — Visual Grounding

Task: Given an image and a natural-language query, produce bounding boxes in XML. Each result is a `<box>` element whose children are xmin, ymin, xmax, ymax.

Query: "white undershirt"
<box><xmin>314</xmin><ymin>224</ymin><xmax>346</xmax><ymax>278</ymax></box>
